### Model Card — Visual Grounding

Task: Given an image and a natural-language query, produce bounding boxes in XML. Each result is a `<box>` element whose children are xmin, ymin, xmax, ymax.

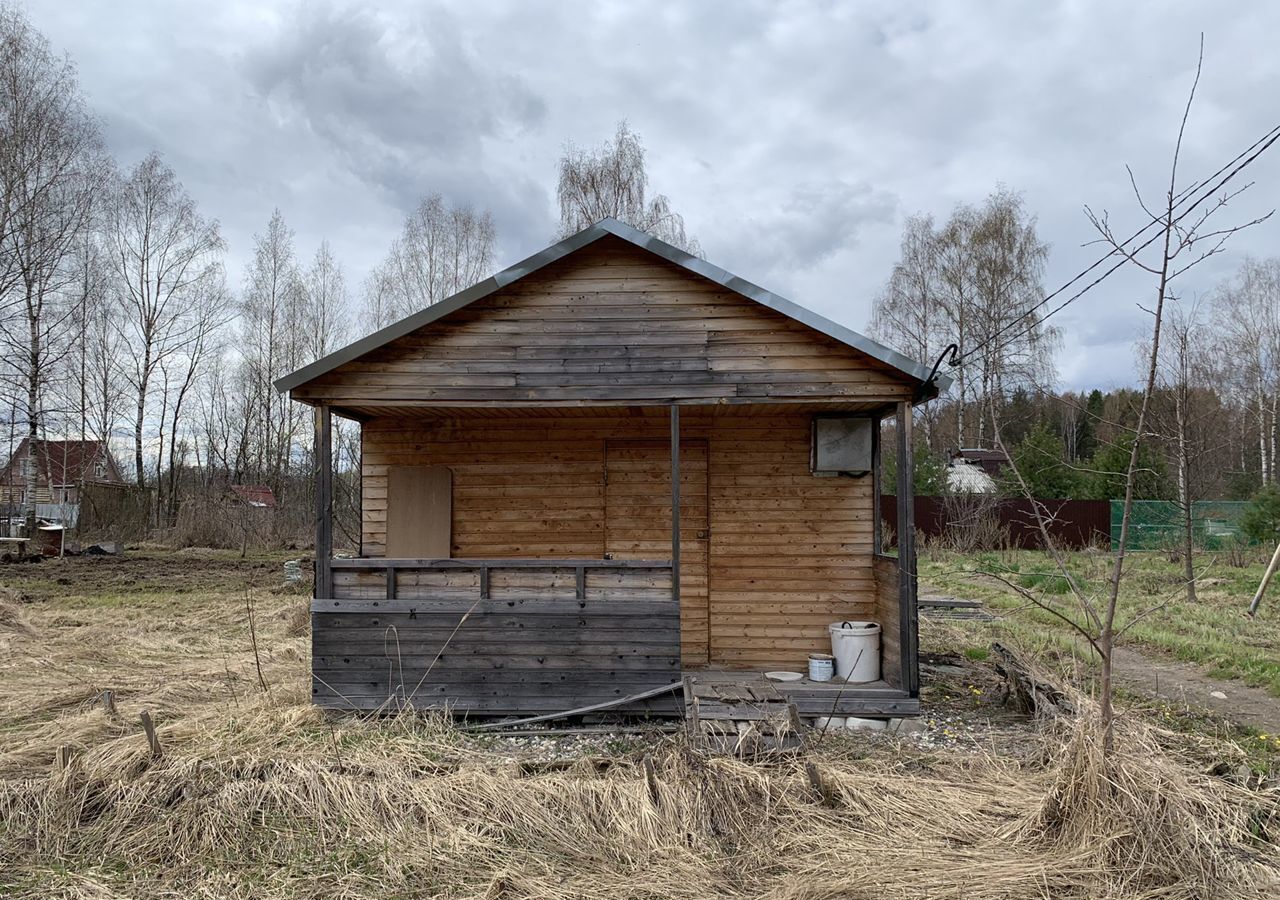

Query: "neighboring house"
<box><xmin>277</xmin><ymin>218</ymin><xmax>951</xmax><ymax>719</ymax></box>
<box><xmin>0</xmin><ymin>439</ymin><xmax>125</xmax><ymax>507</ymax></box>
<box><xmin>946</xmin><ymin>458</ymin><xmax>997</xmax><ymax>494</ymax></box>
<box><xmin>948</xmin><ymin>447</ymin><xmax>1009</xmax><ymax>478</ymax></box>
<box><xmin>228</xmin><ymin>484</ymin><xmax>278</xmax><ymax>509</ymax></box>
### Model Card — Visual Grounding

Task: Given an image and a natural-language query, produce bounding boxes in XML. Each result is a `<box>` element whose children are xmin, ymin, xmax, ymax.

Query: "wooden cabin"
<box><xmin>276</xmin><ymin>218</ymin><xmax>949</xmax><ymax>719</ymax></box>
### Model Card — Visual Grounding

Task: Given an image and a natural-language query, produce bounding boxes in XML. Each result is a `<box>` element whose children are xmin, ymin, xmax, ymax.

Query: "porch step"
<box><xmin>683</xmin><ymin>674</ymin><xmax>803</xmax><ymax>755</ymax></box>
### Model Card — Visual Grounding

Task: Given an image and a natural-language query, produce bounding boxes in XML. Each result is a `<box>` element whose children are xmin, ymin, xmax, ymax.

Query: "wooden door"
<box><xmin>385</xmin><ymin>466</ymin><xmax>452</xmax><ymax>558</ymax></box>
<box><xmin>604</xmin><ymin>440</ymin><xmax>709</xmax><ymax>665</ymax></box>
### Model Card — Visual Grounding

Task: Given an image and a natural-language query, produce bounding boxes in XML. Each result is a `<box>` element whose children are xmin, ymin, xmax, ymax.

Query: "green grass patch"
<box><xmin>921</xmin><ymin>549</ymin><xmax>1280</xmax><ymax>698</ymax></box>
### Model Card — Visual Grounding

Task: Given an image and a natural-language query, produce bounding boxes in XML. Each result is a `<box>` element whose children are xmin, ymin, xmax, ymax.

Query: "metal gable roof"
<box><xmin>273</xmin><ymin>217</ymin><xmax>952</xmax><ymax>395</ymax></box>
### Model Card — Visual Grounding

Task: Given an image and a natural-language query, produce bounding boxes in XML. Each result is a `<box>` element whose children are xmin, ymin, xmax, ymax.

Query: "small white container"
<box><xmin>808</xmin><ymin>653</ymin><xmax>835</xmax><ymax>682</ymax></box>
<box><xmin>828</xmin><ymin>620</ymin><xmax>881</xmax><ymax>683</ymax></box>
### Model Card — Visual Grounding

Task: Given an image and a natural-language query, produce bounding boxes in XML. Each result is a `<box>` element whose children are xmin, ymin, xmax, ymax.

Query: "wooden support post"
<box><xmin>139</xmin><ymin>710</ymin><xmax>161</xmax><ymax>758</ymax></box>
<box><xmin>1248</xmin><ymin>542</ymin><xmax>1280</xmax><ymax>618</ymax></box>
<box><xmin>575</xmin><ymin>565</ymin><xmax>586</xmax><ymax>600</ymax></box>
<box><xmin>480</xmin><ymin>564</ymin><xmax>490</xmax><ymax>600</ymax></box>
<box><xmin>670</xmin><ymin>404</ymin><xmax>681</xmax><ymax>605</ymax></box>
<box><xmin>872</xmin><ymin>414</ymin><xmax>882</xmax><ymax>554</ymax></box>
<box><xmin>642</xmin><ymin>755</ymin><xmax>661</xmax><ymax>807</ymax></box>
<box><xmin>100</xmin><ymin>689</ymin><xmax>116</xmax><ymax>716</ymax></box>
<box><xmin>895</xmin><ymin>401</ymin><xmax>918</xmax><ymax>696</ymax></box>
<box><xmin>385</xmin><ymin>565</ymin><xmax>397</xmax><ymax>600</ymax></box>
<box><xmin>315</xmin><ymin>405</ymin><xmax>333</xmax><ymax>601</ymax></box>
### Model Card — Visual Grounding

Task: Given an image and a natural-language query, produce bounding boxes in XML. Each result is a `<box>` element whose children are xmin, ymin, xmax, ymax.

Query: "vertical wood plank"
<box><xmin>315</xmin><ymin>405</ymin><xmax>333</xmax><ymax>600</ymax></box>
<box><xmin>872</xmin><ymin>413</ymin><xmax>882</xmax><ymax>555</ymax></box>
<box><xmin>670</xmin><ymin>404</ymin><xmax>681</xmax><ymax>605</ymax></box>
<box><xmin>895</xmin><ymin>401</ymin><xmax>918</xmax><ymax>696</ymax></box>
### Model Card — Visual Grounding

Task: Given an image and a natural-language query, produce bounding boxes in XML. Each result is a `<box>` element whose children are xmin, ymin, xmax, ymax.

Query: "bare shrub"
<box><xmin>941</xmin><ymin>492</ymin><xmax>1009</xmax><ymax>554</ymax></box>
<box><xmin>171</xmin><ymin>497</ymin><xmax>271</xmax><ymax>550</ymax></box>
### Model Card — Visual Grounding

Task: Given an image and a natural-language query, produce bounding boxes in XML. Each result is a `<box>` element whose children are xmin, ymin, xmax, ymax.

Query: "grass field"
<box><xmin>0</xmin><ymin>548</ymin><xmax>1277</xmax><ymax>898</ymax></box>
<box><xmin>919</xmin><ymin>545</ymin><xmax>1280</xmax><ymax>696</ymax></box>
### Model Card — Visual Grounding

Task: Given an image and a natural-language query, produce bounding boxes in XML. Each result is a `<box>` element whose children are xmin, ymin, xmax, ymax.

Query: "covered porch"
<box><xmin>308</xmin><ymin>400</ymin><xmax>919</xmax><ymax>718</ymax></box>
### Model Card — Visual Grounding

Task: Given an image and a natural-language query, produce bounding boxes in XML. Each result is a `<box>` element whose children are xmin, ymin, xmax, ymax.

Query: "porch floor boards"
<box><xmin>682</xmin><ymin>669</ymin><xmax>919</xmax><ymax>719</ymax></box>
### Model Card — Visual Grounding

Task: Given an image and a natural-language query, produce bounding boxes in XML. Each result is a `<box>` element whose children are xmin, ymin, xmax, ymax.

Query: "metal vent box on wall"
<box><xmin>811</xmin><ymin>415</ymin><xmax>874</xmax><ymax>476</ymax></box>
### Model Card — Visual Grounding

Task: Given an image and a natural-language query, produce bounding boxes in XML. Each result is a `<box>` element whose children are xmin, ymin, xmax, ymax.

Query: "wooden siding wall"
<box><xmin>872</xmin><ymin>555</ymin><xmax>903</xmax><ymax>690</ymax></box>
<box><xmin>293</xmin><ymin>236</ymin><xmax>913</xmax><ymax>409</ymax></box>
<box><xmin>312</xmin><ymin>598</ymin><xmax>681</xmax><ymax>714</ymax></box>
<box><xmin>361</xmin><ymin>409</ymin><xmax>881</xmax><ymax>670</ymax></box>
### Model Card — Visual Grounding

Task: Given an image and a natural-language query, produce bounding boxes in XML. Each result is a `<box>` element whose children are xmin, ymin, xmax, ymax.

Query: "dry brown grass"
<box><xmin>0</xmin><ymin>552</ymin><xmax>1277</xmax><ymax>898</ymax></box>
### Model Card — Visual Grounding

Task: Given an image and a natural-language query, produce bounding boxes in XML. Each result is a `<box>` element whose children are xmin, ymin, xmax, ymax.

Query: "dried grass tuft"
<box><xmin>282</xmin><ymin>600</ymin><xmax>310</xmax><ymax>637</ymax></box>
<box><xmin>1011</xmin><ymin>712</ymin><xmax>1279</xmax><ymax>896</ymax></box>
<box><xmin>0</xmin><ymin>596</ymin><xmax>34</xmax><ymax>637</ymax></box>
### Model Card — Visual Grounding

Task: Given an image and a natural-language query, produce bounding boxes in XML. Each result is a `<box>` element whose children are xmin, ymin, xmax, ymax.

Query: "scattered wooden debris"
<box><xmin>990</xmin><ymin>642</ymin><xmax>1075</xmax><ymax>717</ymax></box>
<box><xmin>919</xmin><ymin>594</ymin><xmax>999</xmax><ymax>621</ymax></box>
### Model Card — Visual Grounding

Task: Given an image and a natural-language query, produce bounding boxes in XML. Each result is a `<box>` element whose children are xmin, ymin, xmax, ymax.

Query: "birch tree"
<box><xmin>107</xmin><ymin>152</ymin><xmax>225</xmax><ymax>487</ymax></box>
<box><xmin>556</xmin><ymin>120</ymin><xmax>700</xmax><ymax>255</ymax></box>
<box><xmin>363</xmin><ymin>195</ymin><xmax>494</xmax><ymax>330</ymax></box>
<box><xmin>871</xmin><ymin>188</ymin><xmax>1055</xmax><ymax>449</ymax></box>
<box><xmin>1213</xmin><ymin>257</ymin><xmax>1280</xmax><ymax>486</ymax></box>
<box><xmin>302</xmin><ymin>239</ymin><xmax>349</xmax><ymax>360</ymax></box>
<box><xmin>0</xmin><ymin>5</ymin><xmax>105</xmax><ymax>533</ymax></box>
<box><xmin>239</xmin><ymin>209</ymin><xmax>306</xmax><ymax>494</ymax></box>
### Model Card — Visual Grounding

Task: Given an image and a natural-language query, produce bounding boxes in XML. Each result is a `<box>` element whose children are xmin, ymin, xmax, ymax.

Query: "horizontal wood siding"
<box><xmin>708</xmin><ymin>414</ymin><xmax>876</xmax><ymax>669</ymax></box>
<box><xmin>311</xmin><ymin>598</ymin><xmax>681</xmax><ymax>714</ymax></box>
<box><xmin>293</xmin><ymin>237</ymin><xmax>913</xmax><ymax>408</ymax></box>
<box><xmin>359</xmin><ymin>408</ymin><xmax>884</xmax><ymax>672</ymax></box>
<box><xmin>872</xmin><ymin>555</ymin><xmax>903</xmax><ymax>689</ymax></box>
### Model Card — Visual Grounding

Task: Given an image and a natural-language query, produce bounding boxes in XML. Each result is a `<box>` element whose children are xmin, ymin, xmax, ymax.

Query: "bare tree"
<box><xmin>872</xmin><ymin>188</ymin><xmax>1055</xmax><ymax>450</ymax></box>
<box><xmin>1212</xmin><ymin>257</ymin><xmax>1279</xmax><ymax>486</ymax></box>
<box><xmin>362</xmin><ymin>195</ymin><xmax>494</xmax><ymax>331</ymax></box>
<box><xmin>556</xmin><ymin>120</ymin><xmax>700</xmax><ymax>255</ymax></box>
<box><xmin>239</xmin><ymin>209</ymin><xmax>307</xmax><ymax>496</ymax></box>
<box><xmin>302</xmin><ymin>239</ymin><xmax>349</xmax><ymax>360</ymax></box>
<box><xmin>158</xmin><ymin>273</ymin><xmax>231</xmax><ymax>522</ymax></box>
<box><xmin>0</xmin><ymin>5</ymin><xmax>105</xmax><ymax>534</ymax></box>
<box><xmin>107</xmin><ymin>152</ymin><xmax>225</xmax><ymax>488</ymax></box>
<box><xmin>994</xmin><ymin>43</ymin><xmax>1271</xmax><ymax>751</ymax></box>
<box><xmin>871</xmin><ymin>215</ymin><xmax>942</xmax><ymax>445</ymax></box>
<box><xmin>1148</xmin><ymin>300</ymin><xmax>1228</xmax><ymax>600</ymax></box>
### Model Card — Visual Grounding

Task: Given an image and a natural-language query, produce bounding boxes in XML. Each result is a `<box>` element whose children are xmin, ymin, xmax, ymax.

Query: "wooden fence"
<box><xmin>882</xmin><ymin>495</ymin><xmax>1111</xmax><ymax>550</ymax></box>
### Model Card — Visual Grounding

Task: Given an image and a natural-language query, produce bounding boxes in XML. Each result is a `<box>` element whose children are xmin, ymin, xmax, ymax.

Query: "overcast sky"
<box><xmin>36</xmin><ymin>1</ymin><xmax>1280</xmax><ymax>391</ymax></box>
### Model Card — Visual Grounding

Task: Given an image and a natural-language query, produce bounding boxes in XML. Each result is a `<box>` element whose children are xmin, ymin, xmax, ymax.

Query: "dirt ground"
<box><xmin>1110</xmin><ymin>645</ymin><xmax>1280</xmax><ymax>734</ymax></box>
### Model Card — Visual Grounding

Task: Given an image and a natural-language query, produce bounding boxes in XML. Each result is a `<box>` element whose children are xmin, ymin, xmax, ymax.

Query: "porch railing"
<box><xmin>327</xmin><ymin>557</ymin><xmax>675</xmax><ymax>603</ymax></box>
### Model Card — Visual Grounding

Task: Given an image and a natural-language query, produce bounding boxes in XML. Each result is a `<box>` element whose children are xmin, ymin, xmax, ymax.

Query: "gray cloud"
<box><xmin>36</xmin><ymin>0</ymin><xmax>1280</xmax><ymax>389</ymax></box>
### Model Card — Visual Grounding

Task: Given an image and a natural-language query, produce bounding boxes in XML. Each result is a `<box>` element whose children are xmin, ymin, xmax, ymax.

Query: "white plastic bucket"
<box><xmin>828</xmin><ymin>620</ymin><xmax>881</xmax><ymax>683</ymax></box>
<box><xmin>808</xmin><ymin>653</ymin><xmax>835</xmax><ymax>682</ymax></box>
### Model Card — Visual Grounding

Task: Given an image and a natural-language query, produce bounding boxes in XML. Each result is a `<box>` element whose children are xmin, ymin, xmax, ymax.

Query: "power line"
<box><xmin>950</xmin><ymin>121</ymin><xmax>1280</xmax><ymax>369</ymax></box>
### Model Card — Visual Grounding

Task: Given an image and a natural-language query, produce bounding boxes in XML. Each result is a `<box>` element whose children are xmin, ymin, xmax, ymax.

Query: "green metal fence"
<box><xmin>1110</xmin><ymin>500</ymin><xmax>1253</xmax><ymax>551</ymax></box>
